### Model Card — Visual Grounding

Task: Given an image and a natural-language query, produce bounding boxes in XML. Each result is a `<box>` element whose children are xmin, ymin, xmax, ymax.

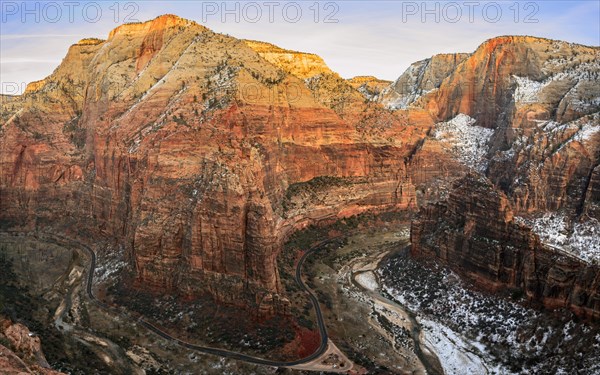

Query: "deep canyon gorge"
<box><xmin>1</xmin><ymin>14</ymin><xmax>599</xmax><ymax>374</ymax></box>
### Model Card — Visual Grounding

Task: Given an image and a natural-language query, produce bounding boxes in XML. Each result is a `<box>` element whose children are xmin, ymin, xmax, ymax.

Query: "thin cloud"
<box><xmin>1</xmin><ymin>34</ymin><xmax>83</xmax><ymax>40</ymax></box>
<box><xmin>1</xmin><ymin>58</ymin><xmax>62</xmax><ymax>63</ymax></box>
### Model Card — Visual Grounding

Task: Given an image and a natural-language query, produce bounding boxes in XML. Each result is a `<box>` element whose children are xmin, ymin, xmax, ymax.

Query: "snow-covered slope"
<box><xmin>432</xmin><ymin>114</ymin><xmax>494</xmax><ymax>173</ymax></box>
<box><xmin>519</xmin><ymin>214</ymin><xmax>600</xmax><ymax>263</ymax></box>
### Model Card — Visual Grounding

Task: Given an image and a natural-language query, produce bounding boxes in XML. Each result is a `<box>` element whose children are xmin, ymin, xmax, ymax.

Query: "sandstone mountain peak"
<box><xmin>429</xmin><ymin>52</ymin><xmax>470</xmax><ymax>60</ymax></box>
<box><xmin>107</xmin><ymin>14</ymin><xmax>201</xmax><ymax>39</ymax></box>
<box><xmin>479</xmin><ymin>34</ymin><xmax>599</xmax><ymax>49</ymax></box>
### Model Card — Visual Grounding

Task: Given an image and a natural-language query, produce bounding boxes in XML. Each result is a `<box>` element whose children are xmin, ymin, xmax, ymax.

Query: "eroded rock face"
<box><xmin>347</xmin><ymin>76</ymin><xmax>391</xmax><ymax>101</ymax></box>
<box><xmin>403</xmin><ymin>36</ymin><xmax>600</xmax><ymax>320</ymax></box>
<box><xmin>489</xmin><ymin>113</ymin><xmax>600</xmax><ymax>214</ymax></box>
<box><xmin>425</xmin><ymin>36</ymin><xmax>600</xmax><ymax>128</ymax></box>
<box><xmin>380</xmin><ymin>53</ymin><xmax>469</xmax><ymax>109</ymax></box>
<box><xmin>411</xmin><ymin>175</ymin><xmax>600</xmax><ymax>319</ymax></box>
<box><xmin>0</xmin><ymin>317</ymin><xmax>65</xmax><ymax>374</ymax></box>
<box><xmin>243</xmin><ymin>39</ymin><xmax>334</xmax><ymax>79</ymax></box>
<box><xmin>0</xmin><ymin>15</ymin><xmax>427</xmax><ymax>312</ymax></box>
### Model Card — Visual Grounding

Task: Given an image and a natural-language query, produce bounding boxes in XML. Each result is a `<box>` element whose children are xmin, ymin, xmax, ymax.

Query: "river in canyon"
<box><xmin>304</xmin><ymin>224</ymin><xmax>600</xmax><ymax>374</ymax></box>
<box><xmin>304</xmin><ymin>225</ymin><xmax>508</xmax><ymax>374</ymax></box>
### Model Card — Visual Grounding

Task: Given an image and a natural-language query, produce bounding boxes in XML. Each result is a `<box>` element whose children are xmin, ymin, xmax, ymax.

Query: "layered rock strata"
<box><xmin>411</xmin><ymin>175</ymin><xmax>600</xmax><ymax>319</ymax></box>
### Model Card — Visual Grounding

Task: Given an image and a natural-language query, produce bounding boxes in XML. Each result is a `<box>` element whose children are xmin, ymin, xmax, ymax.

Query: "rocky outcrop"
<box><xmin>23</xmin><ymin>80</ymin><xmax>47</xmax><ymax>94</ymax></box>
<box><xmin>243</xmin><ymin>39</ymin><xmax>333</xmax><ymax>79</ymax></box>
<box><xmin>347</xmin><ymin>76</ymin><xmax>391</xmax><ymax>101</ymax></box>
<box><xmin>380</xmin><ymin>53</ymin><xmax>469</xmax><ymax>109</ymax></box>
<box><xmin>489</xmin><ymin>113</ymin><xmax>600</xmax><ymax>214</ymax></box>
<box><xmin>242</xmin><ymin>40</ymin><xmax>377</xmax><ymax>118</ymax></box>
<box><xmin>411</xmin><ymin>174</ymin><xmax>600</xmax><ymax>319</ymax></box>
<box><xmin>0</xmin><ymin>317</ymin><xmax>65</xmax><ymax>374</ymax></box>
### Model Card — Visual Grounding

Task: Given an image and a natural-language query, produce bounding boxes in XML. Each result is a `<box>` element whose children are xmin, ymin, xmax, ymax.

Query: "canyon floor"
<box><xmin>1</xmin><ymin>221</ymin><xmax>599</xmax><ymax>374</ymax></box>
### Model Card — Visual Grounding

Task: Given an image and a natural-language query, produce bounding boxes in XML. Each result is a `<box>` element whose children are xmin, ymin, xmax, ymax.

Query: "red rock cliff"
<box><xmin>411</xmin><ymin>174</ymin><xmax>600</xmax><ymax>319</ymax></box>
<box><xmin>0</xmin><ymin>15</ymin><xmax>429</xmax><ymax>311</ymax></box>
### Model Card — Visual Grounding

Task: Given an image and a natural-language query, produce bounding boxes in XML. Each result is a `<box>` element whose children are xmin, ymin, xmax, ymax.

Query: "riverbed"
<box><xmin>305</xmin><ymin>226</ymin><xmax>516</xmax><ymax>374</ymax></box>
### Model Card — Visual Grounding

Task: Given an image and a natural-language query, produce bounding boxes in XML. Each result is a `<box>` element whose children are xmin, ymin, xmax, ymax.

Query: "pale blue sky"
<box><xmin>1</xmin><ymin>1</ymin><xmax>599</xmax><ymax>94</ymax></box>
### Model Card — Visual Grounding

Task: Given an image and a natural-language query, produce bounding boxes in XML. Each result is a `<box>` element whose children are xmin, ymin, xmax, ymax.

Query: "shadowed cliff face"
<box><xmin>411</xmin><ymin>175</ymin><xmax>600</xmax><ymax>320</ymax></box>
<box><xmin>0</xmin><ymin>15</ymin><xmax>429</xmax><ymax>312</ymax></box>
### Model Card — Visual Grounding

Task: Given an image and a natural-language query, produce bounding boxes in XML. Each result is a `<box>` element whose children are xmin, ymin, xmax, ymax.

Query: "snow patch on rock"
<box><xmin>381</xmin><ymin>59</ymin><xmax>432</xmax><ymax>110</ymax></box>
<box><xmin>524</xmin><ymin>214</ymin><xmax>600</xmax><ymax>263</ymax></box>
<box><xmin>573</xmin><ymin>123</ymin><xmax>600</xmax><ymax>142</ymax></box>
<box><xmin>529</xmin><ymin>214</ymin><xmax>569</xmax><ymax>248</ymax></box>
<box><xmin>355</xmin><ymin>271</ymin><xmax>379</xmax><ymax>291</ymax></box>
<box><xmin>94</xmin><ymin>246</ymin><xmax>127</xmax><ymax>284</ymax></box>
<box><xmin>419</xmin><ymin>318</ymin><xmax>490</xmax><ymax>375</ymax></box>
<box><xmin>569</xmin><ymin>219</ymin><xmax>600</xmax><ymax>263</ymax></box>
<box><xmin>432</xmin><ymin>114</ymin><xmax>494</xmax><ymax>173</ymax></box>
<box><xmin>379</xmin><ymin>255</ymin><xmax>600</xmax><ymax>373</ymax></box>
<box><xmin>513</xmin><ymin>76</ymin><xmax>544</xmax><ymax>105</ymax></box>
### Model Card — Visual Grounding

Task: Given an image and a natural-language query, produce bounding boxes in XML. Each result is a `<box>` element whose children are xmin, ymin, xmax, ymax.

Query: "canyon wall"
<box><xmin>411</xmin><ymin>174</ymin><xmax>600</xmax><ymax>319</ymax></box>
<box><xmin>402</xmin><ymin>36</ymin><xmax>600</xmax><ymax>317</ymax></box>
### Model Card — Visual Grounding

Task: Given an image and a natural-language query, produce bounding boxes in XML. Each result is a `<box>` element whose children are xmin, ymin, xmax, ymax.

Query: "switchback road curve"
<box><xmin>34</xmin><ymin>232</ymin><xmax>335</xmax><ymax>368</ymax></box>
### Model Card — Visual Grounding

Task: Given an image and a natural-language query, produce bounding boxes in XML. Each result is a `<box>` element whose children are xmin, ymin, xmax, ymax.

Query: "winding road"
<box><xmin>47</xmin><ymin>233</ymin><xmax>335</xmax><ymax>368</ymax></box>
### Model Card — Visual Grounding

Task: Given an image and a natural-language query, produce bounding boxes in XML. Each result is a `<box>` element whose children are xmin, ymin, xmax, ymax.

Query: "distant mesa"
<box><xmin>243</xmin><ymin>39</ymin><xmax>334</xmax><ymax>79</ymax></box>
<box><xmin>76</xmin><ymin>38</ymin><xmax>105</xmax><ymax>46</ymax></box>
<box><xmin>24</xmin><ymin>79</ymin><xmax>46</xmax><ymax>94</ymax></box>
